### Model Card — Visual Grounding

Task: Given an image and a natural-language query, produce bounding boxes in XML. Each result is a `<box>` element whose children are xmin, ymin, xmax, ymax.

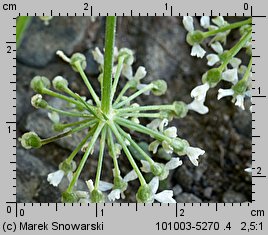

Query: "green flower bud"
<box><xmin>202</xmin><ymin>68</ymin><xmax>221</xmax><ymax>87</ymax></box>
<box><xmin>186</xmin><ymin>30</ymin><xmax>204</xmax><ymax>46</ymax></box>
<box><xmin>232</xmin><ymin>79</ymin><xmax>248</xmax><ymax>95</ymax></box>
<box><xmin>61</xmin><ymin>191</ymin><xmax>78</xmax><ymax>203</ymax></box>
<box><xmin>114</xmin><ymin>176</ymin><xmax>127</xmax><ymax>191</ymax></box>
<box><xmin>136</xmin><ymin>184</ymin><xmax>154</xmax><ymax>203</ymax></box>
<box><xmin>59</xmin><ymin>160</ymin><xmax>76</xmax><ymax>174</ymax></box>
<box><xmin>30</xmin><ymin>76</ymin><xmax>51</xmax><ymax>94</ymax></box>
<box><xmin>70</xmin><ymin>53</ymin><xmax>87</xmax><ymax>72</ymax></box>
<box><xmin>151</xmin><ymin>163</ymin><xmax>164</xmax><ymax>176</ymax></box>
<box><xmin>52</xmin><ymin>76</ymin><xmax>69</xmax><ymax>92</ymax></box>
<box><xmin>90</xmin><ymin>189</ymin><xmax>105</xmax><ymax>203</ymax></box>
<box><xmin>173</xmin><ymin>101</ymin><xmax>188</xmax><ymax>118</ymax></box>
<box><xmin>171</xmin><ymin>138</ymin><xmax>189</xmax><ymax>155</ymax></box>
<box><xmin>31</xmin><ymin>94</ymin><xmax>48</xmax><ymax>109</ymax></box>
<box><xmin>19</xmin><ymin>132</ymin><xmax>42</xmax><ymax>149</ymax></box>
<box><xmin>152</xmin><ymin>80</ymin><xmax>167</xmax><ymax>96</ymax></box>
<box><xmin>118</xmin><ymin>48</ymin><xmax>134</xmax><ymax>65</ymax></box>
<box><xmin>158</xmin><ymin>148</ymin><xmax>172</xmax><ymax>161</ymax></box>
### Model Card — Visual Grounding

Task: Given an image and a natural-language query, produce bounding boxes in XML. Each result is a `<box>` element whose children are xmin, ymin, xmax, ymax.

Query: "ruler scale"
<box><xmin>0</xmin><ymin>0</ymin><xmax>267</xmax><ymax>234</ymax></box>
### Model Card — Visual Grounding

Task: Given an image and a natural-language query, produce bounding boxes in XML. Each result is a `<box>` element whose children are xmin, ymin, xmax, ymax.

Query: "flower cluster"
<box><xmin>183</xmin><ymin>16</ymin><xmax>252</xmax><ymax>114</ymax></box>
<box><xmin>20</xmin><ymin>44</ymin><xmax>205</xmax><ymax>203</ymax></box>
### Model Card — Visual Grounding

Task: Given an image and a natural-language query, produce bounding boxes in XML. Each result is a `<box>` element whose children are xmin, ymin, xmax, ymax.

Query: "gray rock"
<box><xmin>174</xmin><ymin>165</ymin><xmax>194</xmax><ymax>191</ymax></box>
<box><xmin>223</xmin><ymin>190</ymin><xmax>247</xmax><ymax>203</ymax></box>
<box><xmin>173</xmin><ymin>184</ymin><xmax>183</xmax><ymax>196</ymax></box>
<box><xmin>17</xmin><ymin>17</ymin><xmax>90</xmax><ymax>68</ymax></box>
<box><xmin>176</xmin><ymin>193</ymin><xmax>202</xmax><ymax>203</ymax></box>
<box><xmin>233</xmin><ymin>109</ymin><xmax>251</xmax><ymax>138</ymax></box>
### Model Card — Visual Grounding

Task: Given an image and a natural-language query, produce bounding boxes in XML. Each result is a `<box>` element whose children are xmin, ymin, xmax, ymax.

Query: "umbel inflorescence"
<box><xmin>19</xmin><ymin>16</ymin><xmax>252</xmax><ymax>203</ymax></box>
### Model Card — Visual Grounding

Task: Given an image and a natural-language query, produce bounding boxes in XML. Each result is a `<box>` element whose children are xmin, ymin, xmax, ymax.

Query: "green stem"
<box><xmin>75</xmin><ymin>61</ymin><xmax>101</xmax><ymax>106</ymax></box>
<box><xmin>203</xmin><ymin>18</ymin><xmax>252</xmax><ymax>38</ymax></box>
<box><xmin>111</xmin><ymin>55</ymin><xmax>126</xmax><ymax>102</ymax></box>
<box><xmin>41</xmin><ymin>120</ymin><xmax>97</xmax><ymax>145</ymax></box>
<box><xmin>219</xmin><ymin>30</ymin><xmax>251</xmax><ymax>71</ymax></box>
<box><xmin>117</xmin><ymin>104</ymin><xmax>174</xmax><ymax>113</ymax></box>
<box><xmin>47</xmin><ymin>105</ymin><xmax>92</xmax><ymax>118</ymax></box>
<box><xmin>113</xmin><ymin>82</ymin><xmax>131</xmax><ymax>105</ymax></box>
<box><xmin>94</xmin><ymin>126</ymin><xmax>107</xmax><ymax>189</ymax></box>
<box><xmin>119</xmin><ymin>112</ymin><xmax>163</xmax><ymax>119</ymax></box>
<box><xmin>116</xmin><ymin>117</ymin><xmax>170</xmax><ymax>142</ymax></box>
<box><xmin>242</xmin><ymin>57</ymin><xmax>252</xmax><ymax>82</ymax></box>
<box><xmin>54</xmin><ymin>119</ymin><xmax>92</xmax><ymax>131</ymax></box>
<box><xmin>109</xmin><ymin>121</ymin><xmax>146</xmax><ymax>185</ymax></box>
<box><xmin>66</xmin><ymin>125</ymin><xmax>98</xmax><ymax>164</ymax></box>
<box><xmin>42</xmin><ymin>88</ymin><xmax>83</xmax><ymax>108</ymax></box>
<box><xmin>114</xmin><ymin>83</ymin><xmax>154</xmax><ymax>109</ymax></box>
<box><xmin>16</xmin><ymin>16</ymin><xmax>32</xmax><ymax>48</ymax></box>
<box><xmin>107</xmin><ymin>128</ymin><xmax>121</xmax><ymax>176</ymax></box>
<box><xmin>67</xmin><ymin>121</ymin><xmax>105</xmax><ymax>192</ymax></box>
<box><xmin>101</xmin><ymin>16</ymin><xmax>117</xmax><ymax>114</ymax></box>
<box><xmin>116</xmin><ymin>125</ymin><xmax>154</xmax><ymax>165</ymax></box>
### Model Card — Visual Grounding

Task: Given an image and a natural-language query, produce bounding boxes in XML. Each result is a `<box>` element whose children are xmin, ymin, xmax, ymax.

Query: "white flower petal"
<box><xmin>134</xmin><ymin>66</ymin><xmax>147</xmax><ymax>80</ymax></box>
<box><xmin>48</xmin><ymin>112</ymin><xmax>60</xmax><ymax>124</ymax></box>
<box><xmin>212</xmin><ymin>16</ymin><xmax>225</xmax><ymax>27</ymax></box>
<box><xmin>92</xmin><ymin>47</ymin><xmax>104</xmax><ymax>65</ymax></box>
<box><xmin>99</xmin><ymin>181</ymin><xmax>113</xmax><ymax>191</ymax></box>
<box><xmin>187</xmin><ymin>99</ymin><xmax>209</xmax><ymax>114</ymax></box>
<box><xmin>164</xmin><ymin>127</ymin><xmax>177</xmax><ymax>138</ymax></box>
<box><xmin>123</xmin><ymin>170</ymin><xmax>138</xmax><ymax>182</ymax></box>
<box><xmin>67</xmin><ymin>171</ymin><xmax>73</xmax><ymax>182</ymax></box>
<box><xmin>183</xmin><ymin>16</ymin><xmax>194</xmax><ymax>32</ymax></box>
<box><xmin>235</xmin><ymin>95</ymin><xmax>245</xmax><ymax>110</ymax></box>
<box><xmin>76</xmin><ymin>191</ymin><xmax>89</xmax><ymax>199</ymax></box>
<box><xmin>206</xmin><ymin>54</ymin><xmax>220</xmax><ymax>66</ymax></box>
<box><xmin>86</xmin><ymin>179</ymin><xmax>94</xmax><ymax>193</ymax></box>
<box><xmin>221</xmin><ymin>69</ymin><xmax>238</xmax><ymax>84</ymax></box>
<box><xmin>47</xmin><ymin>170</ymin><xmax>64</xmax><ymax>187</ymax></box>
<box><xmin>108</xmin><ymin>189</ymin><xmax>121</xmax><ymax>202</ymax></box>
<box><xmin>78</xmin><ymin>198</ymin><xmax>90</xmax><ymax>203</ymax></box>
<box><xmin>191</xmin><ymin>82</ymin><xmax>210</xmax><ymax>101</ymax></box>
<box><xmin>140</xmin><ymin>160</ymin><xmax>151</xmax><ymax>173</ymax></box>
<box><xmin>229</xmin><ymin>57</ymin><xmax>242</xmax><ymax>68</ymax></box>
<box><xmin>149</xmin><ymin>177</ymin><xmax>159</xmax><ymax>194</ymax></box>
<box><xmin>191</xmin><ymin>44</ymin><xmax>206</xmax><ymax>58</ymax></box>
<box><xmin>217</xmin><ymin>88</ymin><xmax>234</xmax><ymax>100</ymax></box>
<box><xmin>185</xmin><ymin>147</ymin><xmax>205</xmax><ymax>166</ymax></box>
<box><xmin>122</xmin><ymin>64</ymin><xmax>133</xmax><ymax>80</ymax></box>
<box><xmin>154</xmin><ymin>190</ymin><xmax>176</xmax><ymax>203</ymax></box>
<box><xmin>147</xmin><ymin>119</ymin><xmax>162</xmax><ymax>131</ymax></box>
<box><xmin>211</xmin><ymin>41</ymin><xmax>223</xmax><ymax>54</ymax></box>
<box><xmin>244</xmin><ymin>168</ymin><xmax>252</xmax><ymax>173</ymax></box>
<box><xmin>165</xmin><ymin>158</ymin><xmax>183</xmax><ymax>170</ymax></box>
<box><xmin>200</xmin><ymin>16</ymin><xmax>210</xmax><ymax>29</ymax></box>
<box><xmin>162</xmin><ymin>140</ymin><xmax>174</xmax><ymax>154</ymax></box>
<box><xmin>148</xmin><ymin>140</ymin><xmax>160</xmax><ymax>154</ymax></box>
<box><xmin>159</xmin><ymin>119</ymin><xmax>169</xmax><ymax>132</ymax></box>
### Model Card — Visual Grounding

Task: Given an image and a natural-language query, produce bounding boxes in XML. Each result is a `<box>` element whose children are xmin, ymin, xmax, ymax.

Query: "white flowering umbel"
<box><xmin>183</xmin><ymin>16</ymin><xmax>252</xmax><ymax>113</ymax></box>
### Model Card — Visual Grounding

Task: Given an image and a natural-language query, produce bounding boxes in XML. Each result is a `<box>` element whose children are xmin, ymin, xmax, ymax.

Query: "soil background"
<box><xmin>16</xmin><ymin>17</ymin><xmax>252</xmax><ymax>203</ymax></box>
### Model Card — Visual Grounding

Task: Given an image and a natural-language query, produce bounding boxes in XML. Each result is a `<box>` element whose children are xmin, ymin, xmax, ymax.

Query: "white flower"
<box><xmin>183</xmin><ymin>16</ymin><xmax>206</xmax><ymax>58</ymax></box>
<box><xmin>207</xmin><ymin>54</ymin><xmax>220</xmax><ymax>66</ymax></box>
<box><xmin>244</xmin><ymin>168</ymin><xmax>252</xmax><ymax>173</ymax></box>
<box><xmin>47</xmin><ymin>170</ymin><xmax>65</xmax><ymax>187</ymax></box>
<box><xmin>221</xmin><ymin>69</ymin><xmax>238</xmax><ymax>84</ymax></box>
<box><xmin>185</xmin><ymin>146</ymin><xmax>205</xmax><ymax>166</ymax></box>
<box><xmin>149</xmin><ymin>177</ymin><xmax>176</xmax><ymax>203</ymax></box>
<box><xmin>182</xmin><ymin>16</ymin><xmax>194</xmax><ymax>32</ymax></box>
<box><xmin>48</xmin><ymin>112</ymin><xmax>60</xmax><ymax>124</ymax></box>
<box><xmin>147</xmin><ymin>119</ymin><xmax>178</xmax><ymax>154</ymax></box>
<box><xmin>235</xmin><ymin>94</ymin><xmax>245</xmax><ymax>110</ymax></box>
<box><xmin>191</xmin><ymin>44</ymin><xmax>206</xmax><ymax>58</ymax></box>
<box><xmin>187</xmin><ymin>99</ymin><xmax>209</xmax><ymax>114</ymax></box>
<box><xmin>191</xmin><ymin>82</ymin><xmax>210</xmax><ymax>101</ymax></box>
<box><xmin>108</xmin><ymin>170</ymin><xmax>138</xmax><ymax>201</ymax></box>
<box><xmin>200</xmin><ymin>16</ymin><xmax>210</xmax><ymax>28</ymax></box>
<box><xmin>92</xmin><ymin>47</ymin><xmax>104</xmax><ymax>65</ymax></box>
<box><xmin>229</xmin><ymin>57</ymin><xmax>242</xmax><ymax>69</ymax></box>
<box><xmin>141</xmin><ymin>158</ymin><xmax>182</xmax><ymax>180</ymax></box>
<box><xmin>134</xmin><ymin>66</ymin><xmax>147</xmax><ymax>80</ymax></box>
<box><xmin>217</xmin><ymin>88</ymin><xmax>234</xmax><ymax>100</ymax></box>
